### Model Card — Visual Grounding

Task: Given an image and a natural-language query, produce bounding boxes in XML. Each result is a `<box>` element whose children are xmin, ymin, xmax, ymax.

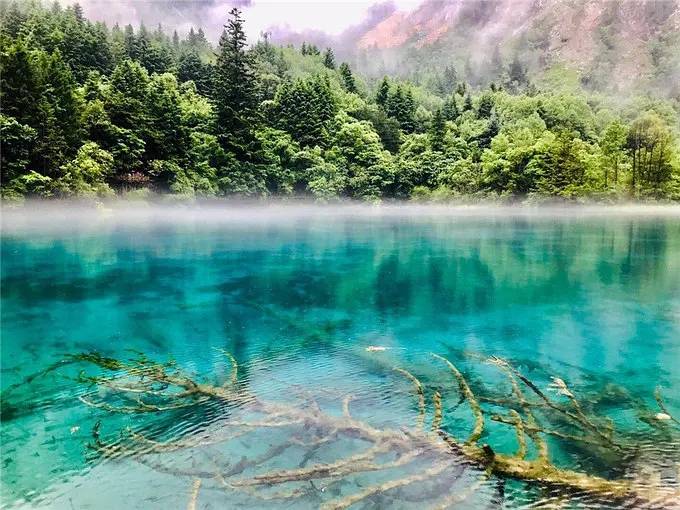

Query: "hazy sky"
<box><xmin>247</xmin><ymin>0</ymin><xmax>415</xmax><ymax>35</ymax></box>
<box><xmin>75</xmin><ymin>0</ymin><xmax>422</xmax><ymax>40</ymax></box>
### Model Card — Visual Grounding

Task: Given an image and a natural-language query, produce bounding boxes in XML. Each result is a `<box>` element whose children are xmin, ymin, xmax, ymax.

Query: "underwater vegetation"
<box><xmin>2</xmin><ymin>349</ymin><xmax>678</xmax><ymax>509</ymax></box>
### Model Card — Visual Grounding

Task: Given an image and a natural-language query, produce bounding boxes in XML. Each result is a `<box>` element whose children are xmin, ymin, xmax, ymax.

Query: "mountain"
<box><xmin>279</xmin><ymin>0</ymin><xmax>680</xmax><ymax>97</ymax></box>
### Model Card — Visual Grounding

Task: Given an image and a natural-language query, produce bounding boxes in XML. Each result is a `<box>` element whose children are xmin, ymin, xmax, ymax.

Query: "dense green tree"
<box><xmin>1</xmin><ymin>2</ymin><xmax>678</xmax><ymax>202</ymax></box>
<box><xmin>477</xmin><ymin>92</ymin><xmax>495</xmax><ymax>118</ymax></box>
<box><xmin>627</xmin><ymin>113</ymin><xmax>676</xmax><ymax>196</ymax></box>
<box><xmin>429</xmin><ymin>108</ymin><xmax>446</xmax><ymax>151</ymax></box>
<box><xmin>339</xmin><ymin>62</ymin><xmax>357</xmax><ymax>93</ymax></box>
<box><xmin>352</xmin><ymin>104</ymin><xmax>402</xmax><ymax>154</ymax></box>
<box><xmin>0</xmin><ymin>40</ymin><xmax>42</xmax><ymax>125</ymax></box>
<box><xmin>476</xmin><ymin>113</ymin><xmax>500</xmax><ymax>149</ymax></box>
<box><xmin>0</xmin><ymin>115</ymin><xmax>36</xmax><ymax>186</ymax></box>
<box><xmin>40</xmin><ymin>50</ymin><xmax>83</xmax><ymax>170</ymax></box>
<box><xmin>273</xmin><ymin>75</ymin><xmax>337</xmax><ymax>148</ymax></box>
<box><xmin>146</xmin><ymin>74</ymin><xmax>188</xmax><ymax>168</ymax></box>
<box><xmin>53</xmin><ymin>141</ymin><xmax>114</xmax><ymax>197</ymax></box>
<box><xmin>386</xmin><ymin>85</ymin><xmax>416</xmax><ymax>133</ymax></box>
<box><xmin>442</xmin><ymin>95</ymin><xmax>459</xmax><ymax>121</ymax></box>
<box><xmin>177</xmin><ymin>51</ymin><xmax>213</xmax><ymax>95</ymax></box>
<box><xmin>376</xmin><ymin>77</ymin><xmax>390</xmax><ymax>108</ymax></box>
<box><xmin>332</xmin><ymin>120</ymin><xmax>394</xmax><ymax>199</ymax></box>
<box><xmin>599</xmin><ymin>119</ymin><xmax>628</xmax><ymax>188</ymax></box>
<box><xmin>322</xmin><ymin>47</ymin><xmax>336</xmax><ymax>69</ymax></box>
<box><xmin>508</xmin><ymin>55</ymin><xmax>528</xmax><ymax>87</ymax></box>
<box><xmin>214</xmin><ymin>8</ymin><xmax>261</xmax><ymax>159</ymax></box>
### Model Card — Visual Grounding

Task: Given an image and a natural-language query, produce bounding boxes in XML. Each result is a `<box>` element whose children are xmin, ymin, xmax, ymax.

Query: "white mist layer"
<box><xmin>3</xmin><ymin>201</ymin><xmax>680</xmax><ymax>236</ymax></box>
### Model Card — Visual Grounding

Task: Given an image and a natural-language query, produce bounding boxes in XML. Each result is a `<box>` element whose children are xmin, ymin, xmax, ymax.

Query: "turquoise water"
<box><xmin>2</xmin><ymin>204</ymin><xmax>680</xmax><ymax>509</ymax></box>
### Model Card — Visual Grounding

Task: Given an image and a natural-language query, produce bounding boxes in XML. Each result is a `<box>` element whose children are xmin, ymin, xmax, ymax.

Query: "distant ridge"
<box><xmin>275</xmin><ymin>0</ymin><xmax>680</xmax><ymax>95</ymax></box>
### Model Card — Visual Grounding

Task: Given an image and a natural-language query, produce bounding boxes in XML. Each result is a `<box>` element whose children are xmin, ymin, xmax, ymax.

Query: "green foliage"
<box><xmin>339</xmin><ymin>62</ymin><xmax>357</xmax><ymax>94</ymax></box>
<box><xmin>53</xmin><ymin>141</ymin><xmax>114</xmax><ymax>197</ymax></box>
<box><xmin>322</xmin><ymin>47</ymin><xmax>336</xmax><ymax>70</ymax></box>
<box><xmin>177</xmin><ymin>51</ymin><xmax>213</xmax><ymax>95</ymax></box>
<box><xmin>1</xmin><ymin>2</ymin><xmax>678</xmax><ymax>203</ymax></box>
<box><xmin>213</xmin><ymin>8</ymin><xmax>260</xmax><ymax>159</ymax></box>
<box><xmin>429</xmin><ymin>109</ymin><xmax>446</xmax><ymax>152</ymax></box>
<box><xmin>272</xmin><ymin>75</ymin><xmax>337</xmax><ymax>148</ymax></box>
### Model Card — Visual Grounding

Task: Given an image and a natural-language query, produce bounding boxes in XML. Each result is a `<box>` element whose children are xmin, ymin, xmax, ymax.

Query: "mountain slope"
<box><xmin>305</xmin><ymin>0</ymin><xmax>680</xmax><ymax>96</ymax></box>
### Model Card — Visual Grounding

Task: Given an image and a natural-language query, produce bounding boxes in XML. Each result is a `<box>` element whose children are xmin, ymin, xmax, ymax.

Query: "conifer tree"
<box><xmin>429</xmin><ymin>108</ymin><xmax>446</xmax><ymax>151</ymax></box>
<box><xmin>463</xmin><ymin>94</ymin><xmax>473</xmax><ymax>111</ymax></box>
<box><xmin>477</xmin><ymin>111</ymin><xmax>500</xmax><ymax>149</ymax></box>
<box><xmin>402</xmin><ymin>88</ymin><xmax>416</xmax><ymax>132</ymax></box>
<box><xmin>43</xmin><ymin>50</ymin><xmax>83</xmax><ymax>159</ymax></box>
<box><xmin>376</xmin><ymin>77</ymin><xmax>389</xmax><ymax>108</ymax></box>
<box><xmin>442</xmin><ymin>94</ymin><xmax>459</xmax><ymax>121</ymax></box>
<box><xmin>72</xmin><ymin>2</ymin><xmax>84</xmax><ymax>23</ymax></box>
<box><xmin>339</xmin><ymin>62</ymin><xmax>357</xmax><ymax>93</ymax></box>
<box><xmin>214</xmin><ymin>8</ymin><xmax>260</xmax><ymax>158</ymax></box>
<box><xmin>178</xmin><ymin>52</ymin><xmax>212</xmax><ymax>95</ymax></box>
<box><xmin>123</xmin><ymin>24</ymin><xmax>137</xmax><ymax>59</ymax></box>
<box><xmin>477</xmin><ymin>92</ymin><xmax>494</xmax><ymax>118</ymax></box>
<box><xmin>322</xmin><ymin>47</ymin><xmax>336</xmax><ymax>69</ymax></box>
<box><xmin>508</xmin><ymin>55</ymin><xmax>528</xmax><ymax>88</ymax></box>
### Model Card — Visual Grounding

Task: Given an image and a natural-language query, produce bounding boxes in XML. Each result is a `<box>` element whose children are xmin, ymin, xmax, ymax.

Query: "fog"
<box><xmin>3</xmin><ymin>201</ymin><xmax>680</xmax><ymax>235</ymax></box>
<box><xmin>70</xmin><ymin>0</ymin><xmax>415</xmax><ymax>43</ymax></box>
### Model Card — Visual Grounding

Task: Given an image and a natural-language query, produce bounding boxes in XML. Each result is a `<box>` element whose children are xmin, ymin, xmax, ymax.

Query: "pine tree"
<box><xmin>386</xmin><ymin>85</ymin><xmax>403</xmax><ymax>120</ymax></box>
<box><xmin>72</xmin><ymin>2</ymin><xmax>84</xmax><ymax>23</ymax></box>
<box><xmin>1</xmin><ymin>2</ymin><xmax>26</xmax><ymax>38</ymax></box>
<box><xmin>402</xmin><ymin>88</ymin><xmax>415</xmax><ymax>132</ymax></box>
<box><xmin>136</xmin><ymin>23</ymin><xmax>150</xmax><ymax>59</ymax></box>
<box><xmin>429</xmin><ymin>108</ymin><xmax>446</xmax><ymax>151</ymax></box>
<box><xmin>124</xmin><ymin>25</ymin><xmax>136</xmax><ymax>59</ymax></box>
<box><xmin>443</xmin><ymin>65</ymin><xmax>457</xmax><ymax>89</ymax></box>
<box><xmin>477</xmin><ymin>92</ymin><xmax>494</xmax><ymax>118</ymax></box>
<box><xmin>508</xmin><ymin>55</ymin><xmax>528</xmax><ymax>87</ymax></box>
<box><xmin>322</xmin><ymin>47</ymin><xmax>336</xmax><ymax>69</ymax></box>
<box><xmin>187</xmin><ymin>27</ymin><xmax>197</xmax><ymax>47</ymax></box>
<box><xmin>339</xmin><ymin>62</ymin><xmax>357</xmax><ymax>93</ymax></box>
<box><xmin>43</xmin><ymin>50</ymin><xmax>83</xmax><ymax>158</ymax></box>
<box><xmin>477</xmin><ymin>111</ymin><xmax>500</xmax><ymax>149</ymax></box>
<box><xmin>274</xmin><ymin>75</ymin><xmax>337</xmax><ymax>148</ymax></box>
<box><xmin>442</xmin><ymin>94</ymin><xmax>459</xmax><ymax>121</ymax></box>
<box><xmin>385</xmin><ymin>85</ymin><xmax>415</xmax><ymax>133</ymax></box>
<box><xmin>214</xmin><ymin>8</ymin><xmax>260</xmax><ymax>159</ymax></box>
<box><xmin>0</xmin><ymin>40</ymin><xmax>42</xmax><ymax>125</ymax></box>
<box><xmin>178</xmin><ymin>52</ymin><xmax>212</xmax><ymax>95</ymax></box>
<box><xmin>376</xmin><ymin>77</ymin><xmax>389</xmax><ymax>108</ymax></box>
<box><xmin>463</xmin><ymin>94</ymin><xmax>473</xmax><ymax>112</ymax></box>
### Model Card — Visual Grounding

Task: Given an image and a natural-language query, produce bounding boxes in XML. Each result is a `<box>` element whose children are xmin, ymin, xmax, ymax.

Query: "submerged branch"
<box><xmin>187</xmin><ymin>479</ymin><xmax>201</xmax><ymax>510</ymax></box>
<box><xmin>394</xmin><ymin>368</ymin><xmax>426</xmax><ymax>430</ymax></box>
<box><xmin>654</xmin><ymin>387</ymin><xmax>680</xmax><ymax>426</ymax></box>
<box><xmin>13</xmin><ymin>349</ymin><xmax>675</xmax><ymax>508</ymax></box>
<box><xmin>432</xmin><ymin>354</ymin><xmax>484</xmax><ymax>444</ymax></box>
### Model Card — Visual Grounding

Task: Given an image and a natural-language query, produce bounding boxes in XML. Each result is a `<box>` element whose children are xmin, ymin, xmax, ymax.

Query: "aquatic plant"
<box><xmin>10</xmin><ymin>349</ymin><xmax>675</xmax><ymax>508</ymax></box>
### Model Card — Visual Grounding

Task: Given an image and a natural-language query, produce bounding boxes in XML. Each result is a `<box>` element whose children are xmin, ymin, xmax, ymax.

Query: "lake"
<box><xmin>2</xmin><ymin>204</ymin><xmax>680</xmax><ymax>509</ymax></box>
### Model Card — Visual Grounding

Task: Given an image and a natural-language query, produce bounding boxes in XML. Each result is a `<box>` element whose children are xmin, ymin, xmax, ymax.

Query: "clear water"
<box><xmin>2</xmin><ymin>204</ymin><xmax>680</xmax><ymax>509</ymax></box>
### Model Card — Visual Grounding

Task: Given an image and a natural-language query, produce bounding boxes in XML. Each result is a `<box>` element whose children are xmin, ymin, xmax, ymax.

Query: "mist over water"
<box><xmin>2</xmin><ymin>203</ymin><xmax>680</xmax><ymax>508</ymax></box>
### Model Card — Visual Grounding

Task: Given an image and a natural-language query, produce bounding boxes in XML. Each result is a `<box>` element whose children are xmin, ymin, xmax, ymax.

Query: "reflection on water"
<box><xmin>1</xmin><ymin>205</ymin><xmax>680</xmax><ymax>509</ymax></box>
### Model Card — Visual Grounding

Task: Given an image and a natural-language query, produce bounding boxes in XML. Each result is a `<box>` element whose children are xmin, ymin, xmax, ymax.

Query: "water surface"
<box><xmin>2</xmin><ymin>204</ymin><xmax>680</xmax><ymax>509</ymax></box>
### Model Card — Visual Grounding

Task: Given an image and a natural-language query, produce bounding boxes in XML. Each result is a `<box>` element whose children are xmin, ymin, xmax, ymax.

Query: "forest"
<box><xmin>1</xmin><ymin>1</ymin><xmax>680</xmax><ymax>202</ymax></box>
